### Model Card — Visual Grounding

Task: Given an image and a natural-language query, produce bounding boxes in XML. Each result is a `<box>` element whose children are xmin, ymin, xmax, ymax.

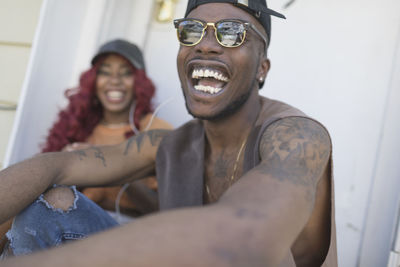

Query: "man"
<box><xmin>0</xmin><ymin>0</ymin><xmax>337</xmax><ymax>266</ymax></box>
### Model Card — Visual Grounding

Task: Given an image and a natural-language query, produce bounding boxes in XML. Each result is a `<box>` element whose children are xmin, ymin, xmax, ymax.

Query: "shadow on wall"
<box><xmin>283</xmin><ymin>0</ymin><xmax>296</xmax><ymax>8</ymax></box>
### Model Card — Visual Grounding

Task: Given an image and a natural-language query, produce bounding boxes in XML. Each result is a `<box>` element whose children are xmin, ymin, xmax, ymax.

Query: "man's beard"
<box><xmin>184</xmin><ymin>86</ymin><xmax>253</xmax><ymax>122</ymax></box>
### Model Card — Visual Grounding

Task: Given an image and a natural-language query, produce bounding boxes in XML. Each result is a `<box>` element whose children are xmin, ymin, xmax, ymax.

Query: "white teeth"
<box><xmin>191</xmin><ymin>68</ymin><xmax>228</xmax><ymax>94</ymax></box>
<box><xmin>107</xmin><ymin>91</ymin><xmax>124</xmax><ymax>100</ymax></box>
<box><xmin>194</xmin><ymin>85</ymin><xmax>222</xmax><ymax>94</ymax></box>
<box><xmin>192</xmin><ymin>68</ymin><xmax>229</xmax><ymax>82</ymax></box>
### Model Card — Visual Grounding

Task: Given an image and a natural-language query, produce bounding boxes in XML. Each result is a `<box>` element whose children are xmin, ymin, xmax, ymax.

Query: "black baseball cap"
<box><xmin>184</xmin><ymin>0</ymin><xmax>286</xmax><ymax>45</ymax></box>
<box><xmin>91</xmin><ymin>39</ymin><xmax>145</xmax><ymax>70</ymax></box>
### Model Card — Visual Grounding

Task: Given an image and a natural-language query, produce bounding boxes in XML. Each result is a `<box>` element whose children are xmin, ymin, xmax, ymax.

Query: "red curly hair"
<box><xmin>42</xmin><ymin>55</ymin><xmax>155</xmax><ymax>152</ymax></box>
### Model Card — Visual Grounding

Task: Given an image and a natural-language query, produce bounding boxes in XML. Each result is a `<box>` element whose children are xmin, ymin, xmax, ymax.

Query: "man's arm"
<box><xmin>0</xmin><ymin>129</ymin><xmax>169</xmax><ymax>224</ymax></box>
<box><xmin>218</xmin><ymin>116</ymin><xmax>332</xmax><ymax>265</ymax></box>
<box><xmin>0</xmin><ymin>118</ymin><xmax>330</xmax><ymax>267</ymax></box>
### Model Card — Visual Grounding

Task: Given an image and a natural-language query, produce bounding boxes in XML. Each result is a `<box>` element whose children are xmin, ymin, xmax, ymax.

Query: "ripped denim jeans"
<box><xmin>0</xmin><ymin>185</ymin><xmax>118</xmax><ymax>258</ymax></box>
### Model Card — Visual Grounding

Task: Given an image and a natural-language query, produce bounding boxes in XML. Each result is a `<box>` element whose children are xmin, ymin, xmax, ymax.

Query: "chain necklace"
<box><xmin>205</xmin><ymin>106</ymin><xmax>260</xmax><ymax>203</ymax></box>
<box><xmin>205</xmin><ymin>134</ymin><xmax>249</xmax><ymax>202</ymax></box>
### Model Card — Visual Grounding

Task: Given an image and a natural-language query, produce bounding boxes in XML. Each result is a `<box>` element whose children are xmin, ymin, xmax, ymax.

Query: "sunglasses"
<box><xmin>173</xmin><ymin>18</ymin><xmax>267</xmax><ymax>48</ymax></box>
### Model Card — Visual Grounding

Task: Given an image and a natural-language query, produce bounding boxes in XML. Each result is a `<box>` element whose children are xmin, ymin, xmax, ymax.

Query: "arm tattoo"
<box><xmin>125</xmin><ymin>134</ymin><xmax>145</xmax><ymax>155</ymax></box>
<box><xmin>124</xmin><ymin>129</ymin><xmax>170</xmax><ymax>155</ymax></box>
<box><xmin>257</xmin><ymin>117</ymin><xmax>331</xmax><ymax>189</ymax></box>
<box><xmin>147</xmin><ymin>130</ymin><xmax>170</xmax><ymax>146</ymax></box>
<box><xmin>73</xmin><ymin>150</ymin><xmax>87</xmax><ymax>160</ymax></box>
<box><xmin>90</xmin><ymin>147</ymin><xmax>107</xmax><ymax>167</ymax></box>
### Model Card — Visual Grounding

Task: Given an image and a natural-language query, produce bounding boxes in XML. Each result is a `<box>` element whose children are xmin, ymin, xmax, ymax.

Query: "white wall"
<box><xmin>144</xmin><ymin>1</ymin><xmax>192</xmax><ymax>127</ymax></box>
<box><xmin>5</xmin><ymin>0</ymin><xmax>400</xmax><ymax>266</ymax></box>
<box><xmin>263</xmin><ymin>1</ymin><xmax>400</xmax><ymax>266</ymax></box>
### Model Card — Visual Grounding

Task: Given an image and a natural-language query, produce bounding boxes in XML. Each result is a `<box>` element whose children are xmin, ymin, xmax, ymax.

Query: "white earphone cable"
<box><xmin>114</xmin><ymin>97</ymin><xmax>174</xmax><ymax>223</ymax></box>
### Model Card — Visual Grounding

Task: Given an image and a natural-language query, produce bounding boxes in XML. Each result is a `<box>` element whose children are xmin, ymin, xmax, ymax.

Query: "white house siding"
<box><xmin>0</xmin><ymin>0</ymin><xmax>43</xmax><ymax>168</ymax></box>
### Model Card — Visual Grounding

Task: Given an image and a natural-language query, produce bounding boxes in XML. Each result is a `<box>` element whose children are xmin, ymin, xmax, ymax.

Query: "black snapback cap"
<box><xmin>91</xmin><ymin>39</ymin><xmax>145</xmax><ymax>70</ymax></box>
<box><xmin>184</xmin><ymin>0</ymin><xmax>286</xmax><ymax>45</ymax></box>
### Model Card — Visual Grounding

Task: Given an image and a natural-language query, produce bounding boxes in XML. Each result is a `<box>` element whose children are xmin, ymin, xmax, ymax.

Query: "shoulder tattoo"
<box><xmin>124</xmin><ymin>129</ymin><xmax>170</xmax><ymax>155</ymax></box>
<box><xmin>257</xmin><ymin>117</ymin><xmax>331</xmax><ymax>189</ymax></box>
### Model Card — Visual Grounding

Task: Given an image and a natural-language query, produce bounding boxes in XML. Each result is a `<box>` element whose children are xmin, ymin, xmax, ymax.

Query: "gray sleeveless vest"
<box><xmin>156</xmin><ymin>96</ymin><xmax>337</xmax><ymax>266</ymax></box>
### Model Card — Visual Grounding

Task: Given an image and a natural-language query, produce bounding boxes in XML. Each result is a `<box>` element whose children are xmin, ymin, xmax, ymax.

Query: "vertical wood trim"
<box><xmin>358</xmin><ymin>18</ymin><xmax>400</xmax><ymax>267</ymax></box>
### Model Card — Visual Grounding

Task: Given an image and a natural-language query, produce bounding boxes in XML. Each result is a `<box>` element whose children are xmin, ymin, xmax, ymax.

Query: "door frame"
<box><xmin>358</xmin><ymin>21</ymin><xmax>400</xmax><ymax>267</ymax></box>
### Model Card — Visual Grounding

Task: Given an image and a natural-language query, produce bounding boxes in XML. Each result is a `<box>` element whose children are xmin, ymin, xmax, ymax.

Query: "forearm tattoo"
<box><xmin>91</xmin><ymin>147</ymin><xmax>107</xmax><ymax>167</ymax></box>
<box><xmin>147</xmin><ymin>130</ymin><xmax>170</xmax><ymax>146</ymax></box>
<box><xmin>73</xmin><ymin>150</ymin><xmax>87</xmax><ymax>160</ymax></box>
<box><xmin>124</xmin><ymin>129</ymin><xmax>170</xmax><ymax>155</ymax></box>
<box><xmin>257</xmin><ymin>117</ymin><xmax>331</xmax><ymax>190</ymax></box>
<box><xmin>73</xmin><ymin>147</ymin><xmax>106</xmax><ymax>167</ymax></box>
<box><xmin>125</xmin><ymin>134</ymin><xmax>145</xmax><ymax>154</ymax></box>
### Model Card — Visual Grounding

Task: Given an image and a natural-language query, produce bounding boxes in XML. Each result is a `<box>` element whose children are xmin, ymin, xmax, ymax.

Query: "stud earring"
<box><xmin>259</xmin><ymin>77</ymin><xmax>264</xmax><ymax>83</ymax></box>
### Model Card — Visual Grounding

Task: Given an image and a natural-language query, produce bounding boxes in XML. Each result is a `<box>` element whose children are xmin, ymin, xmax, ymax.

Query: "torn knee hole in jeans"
<box><xmin>3</xmin><ymin>232</ymin><xmax>16</xmax><ymax>257</ymax></box>
<box><xmin>4</xmin><ymin>228</ymin><xmax>38</xmax><ymax>257</ymax></box>
<box><xmin>37</xmin><ymin>185</ymin><xmax>79</xmax><ymax>213</ymax></box>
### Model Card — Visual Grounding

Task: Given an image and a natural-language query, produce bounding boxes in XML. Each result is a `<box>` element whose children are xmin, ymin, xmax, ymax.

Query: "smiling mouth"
<box><xmin>191</xmin><ymin>67</ymin><xmax>230</xmax><ymax>95</ymax></box>
<box><xmin>106</xmin><ymin>90</ymin><xmax>125</xmax><ymax>102</ymax></box>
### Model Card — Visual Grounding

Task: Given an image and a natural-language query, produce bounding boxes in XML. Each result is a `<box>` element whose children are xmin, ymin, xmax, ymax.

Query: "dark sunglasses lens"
<box><xmin>177</xmin><ymin>20</ymin><xmax>204</xmax><ymax>45</ymax></box>
<box><xmin>216</xmin><ymin>21</ymin><xmax>245</xmax><ymax>47</ymax></box>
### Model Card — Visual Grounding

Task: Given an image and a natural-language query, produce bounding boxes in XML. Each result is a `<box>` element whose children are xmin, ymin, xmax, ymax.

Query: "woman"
<box><xmin>42</xmin><ymin>39</ymin><xmax>172</xmax><ymax>219</ymax></box>
<box><xmin>0</xmin><ymin>40</ymin><xmax>172</xmax><ymax>253</ymax></box>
